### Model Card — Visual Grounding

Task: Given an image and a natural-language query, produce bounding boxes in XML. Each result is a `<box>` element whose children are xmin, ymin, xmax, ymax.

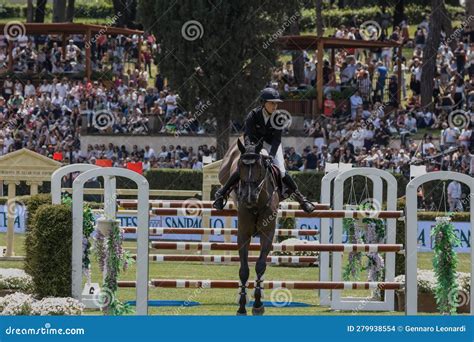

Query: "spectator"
<box><xmin>309</xmin><ymin>121</ymin><xmax>327</xmax><ymax>151</ymax></box>
<box><xmin>350</xmin><ymin>90</ymin><xmax>363</xmax><ymax>120</ymax></box>
<box><xmin>165</xmin><ymin>90</ymin><xmax>178</xmax><ymax>118</ymax></box>
<box><xmin>374</xmin><ymin>61</ymin><xmax>387</xmax><ymax>101</ymax></box>
<box><xmin>303</xmin><ymin>146</ymin><xmax>319</xmax><ymax>171</ymax></box>
<box><xmin>447</xmin><ymin>180</ymin><xmax>462</xmax><ymax>212</ymax></box>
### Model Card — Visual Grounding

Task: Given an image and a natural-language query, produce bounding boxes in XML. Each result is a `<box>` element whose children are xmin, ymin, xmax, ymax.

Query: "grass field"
<box><xmin>1</xmin><ymin>232</ymin><xmax>470</xmax><ymax>315</ymax></box>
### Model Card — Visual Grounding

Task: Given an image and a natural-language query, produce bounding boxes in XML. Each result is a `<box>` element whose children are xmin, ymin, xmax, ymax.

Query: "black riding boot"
<box><xmin>213</xmin><ymin>171</ymin><xmax>240</xmax><ymax>209</ymax></box>
<box><xmin>282</xmin><ymin>172</ymin><xmax>315</xmax><ymax>213</ymax></box>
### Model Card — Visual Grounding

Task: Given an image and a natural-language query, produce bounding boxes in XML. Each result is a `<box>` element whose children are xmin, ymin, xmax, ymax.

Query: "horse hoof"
<box><xmin>252</xmin><ymin>305</ymin><xmax>265</xmax><ymax>316</ymax></box>
<box><xmin>236</xmin><ymin>310</ymin><xmax>247</xmax><ymax>316</ymax></box>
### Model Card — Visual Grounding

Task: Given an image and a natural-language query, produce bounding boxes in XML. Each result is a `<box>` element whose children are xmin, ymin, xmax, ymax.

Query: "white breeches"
<box><xmin>262</xmin><ymin>142</ymin><xmax>286</xmax><ymax>176</ymax></box>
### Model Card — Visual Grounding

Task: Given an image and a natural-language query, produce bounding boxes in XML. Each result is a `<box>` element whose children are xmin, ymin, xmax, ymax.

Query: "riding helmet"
<box><xmin>260</xmin><ymin>87</ymin><xmax>283</xmax><ymax>103</ymax></box>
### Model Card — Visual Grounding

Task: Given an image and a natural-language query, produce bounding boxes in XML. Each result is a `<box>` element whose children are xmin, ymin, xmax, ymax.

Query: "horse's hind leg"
<box><xmin>237</xmin><ymin>230</ymin><xmax>251</xmax><ymax>315</ymax></box>
<box><xmin>252</xmin><ymin>227</ymin><xmax>275</xmax><ymax>316</ymax></box>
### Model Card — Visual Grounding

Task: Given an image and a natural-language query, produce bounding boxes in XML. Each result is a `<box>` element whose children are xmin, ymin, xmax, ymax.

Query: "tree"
<box><xmin>35</xmin><ymin>0</ymin><xmax>47</xmax><ymax>23</ymax></box>
<box><xmin>27</xmin><ymin>0</ymin><xmax>34</xmax><ymax>22</ymax></box>
<box><xmin>139</xmin><ymin>0</ymin><xmax>290</xmax><ymax>158</ymax></box>
<box><xmin>287</xmin><ymin>1</ymin><xmax>304</xmax><ymax>85</ymax></box>
<box><xmin>53</xmin><ymin>0</ymin><xmax>67</xmax><ymax>22</ymax></box>
<box><xmin>392</xmin><ymin>0</ymin><xmax>404</xmax><ymax>29</ymax></box>
<box><xmin>421</xmin><ymin>0</ymin><xmax>444</xmax><ymax>110</ymax></box>
<box><xmin>467</xmin><ymin>0</ymin><xmax>474</xmax><ymax>36</ymax></box>
<box><xmin>316</xmin><ymin>0</ymin><xmax>323</xmax><ymax>37</ymax></box>
<box><xmin>290</xmin><ymin>20</ymin><xmax>305</xmax><ymax>85</ymax></box>
<box><xmin>440</xmin><ymin>6</ymin><xmax>456</xmax><ymax>51</ymax></box>
<box><xmin>113</xmin><ymin>0</ymin><xmax>137</xmax><ymax>28</ymax></box>
<box><xmin>66</xmin><ymin>0</ymin><xmax>75</xmax><ymax>22</ymax></box>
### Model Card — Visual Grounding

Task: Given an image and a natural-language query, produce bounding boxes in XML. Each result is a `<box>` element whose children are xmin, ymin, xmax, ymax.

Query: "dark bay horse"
<box><xmin>219</xmin><ymin>139</ymin><xmax>279</xmax><ymax>315</ymax></box>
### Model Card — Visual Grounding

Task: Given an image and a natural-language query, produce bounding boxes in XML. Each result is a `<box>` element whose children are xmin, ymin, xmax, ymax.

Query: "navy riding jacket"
<box><xmin>243</xmin><ymin>106</ymin><xmax>281</xmax><ymax>157</ymax></box>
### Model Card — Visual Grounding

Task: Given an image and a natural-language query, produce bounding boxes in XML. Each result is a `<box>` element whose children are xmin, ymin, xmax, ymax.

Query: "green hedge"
<box><xmin>300</xmin><ymin>5</ymin><xmax>465</xmax><ymax>31</ymax></box>
<box><xmin>289</xmin><ymin>171</ymin><xmax>410</xmax><ymax>203</ymax></box>
<box><xmin>0</xmin><ymin>4</ymin><xmax>29</xmax><ymax>18</ymax></box>
<box><xmin>24</xmin><ymin>204</ymin><xmax>73</xmax><ymax>298</ymax></box>
<box><xmin>23</xmin><ymin>194</ymin><xmax>52</xmax><ymax>229</ymax></box>
<box><xmin>145</xmin><ymin>168</ymin><xmax>203</xmax><ymax>190</ymax></box>
<box><xmin>116</xmin><ymin>168</ymin><xmax>203</xmax><ymax>194</ymax></box>
<box><xmin>0</xmin><ymin>3</ymin><xmax>464</xmax><ymax>26</ymax></box>
<box><xmin>72</xmin><ymin>3</ymin><xmax>114</xmax><ymax>18</ymax></box>
<box><xmin>0</xmin><ymin>3</ymin><xmax>113</xmax><ymax>19</ymax></box>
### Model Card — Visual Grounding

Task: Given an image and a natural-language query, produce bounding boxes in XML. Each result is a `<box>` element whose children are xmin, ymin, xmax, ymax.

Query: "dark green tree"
<box><xmin>139</xmin><ymin>0</ymin><xmax>294</xmax><ymax>158</ymax></box>
<box><xmin>35</xmin><ymin>0</ymin><xmax>48</xmax><ymax>23</ymax></box>
<box><xmin>53</xmin><ymin>0</ymin><xmax>67</xmax><ymax>22</ymax></box>
<box><xmin>27</xmin><ymin>0</ymin><xmax>34</xmax><ymax>22</ymax></box>
<box><xmin>113</xmin><ymin>0</ymin><xmax>138</xmax><ymax>28</ymax></box>
<box><xmin>393</xmin><ymin>0</ymin><xmax>405</xmax><ymax>29</ymax></box>
<box><xmin>66</xmin><ymin>0</ymin><xmax>75</xmax><ymax>22</ymax></box>
<box><xmin>421</xmin><ymin>0</ymin><xmax>449</xmax><ymax>110</ymax></box>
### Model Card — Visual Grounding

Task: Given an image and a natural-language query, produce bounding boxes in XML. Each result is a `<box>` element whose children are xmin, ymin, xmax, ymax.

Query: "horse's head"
<box><xmin>236</xmin><ymin>139</ymin><xmax>268</xmax><ymax>209</ymax></box>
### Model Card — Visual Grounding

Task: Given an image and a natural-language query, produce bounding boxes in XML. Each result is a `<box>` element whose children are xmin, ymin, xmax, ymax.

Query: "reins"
<box><xmin>240</xmin><ymin>157</ymin><xmax>277</xmax><ymax>216</ymax></box>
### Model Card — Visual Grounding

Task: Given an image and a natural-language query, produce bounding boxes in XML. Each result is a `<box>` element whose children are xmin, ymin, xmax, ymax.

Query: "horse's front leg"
<box><xmin>237</xmin><ymin>227</ymin><xmax>251</xmax><ymax>316</ymax></box>
<box><xmin>252</xmin><ymin>217</ymin><xmax>276</xmax><ymax>316</ymax></box>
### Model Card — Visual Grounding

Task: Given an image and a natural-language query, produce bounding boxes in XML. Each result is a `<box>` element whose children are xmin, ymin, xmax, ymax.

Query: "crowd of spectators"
<box><xmin>0</xmin><ymin>31</ymin><xmax>215</xmax><ymax>136</ymax></box>
<box><xmin>0</xmin><ymin>17</ymin><xmax>473</xmax><ymax>176</ymax></box>
<box><xmin>272</xmin><ymin>16</ymin><xmax>474</xmax><ymax>176</ymax></box>
<box><xmin>0</xmin><ymin>72</ymin><xmax>215</xmax><ymax>169</ymax></box>
<box><xmin>80</xmin><ymin>143</ymin><xmax>216</xmax><ymax>170</ymax></box>
<box><xmin>0</xmin><ymin>32</ymin><xmax>146</xmax><ymax>75</ymax></box>
<box><xmin>0</xmin><ymin>32</ymin><xmax>217</xmax><ymax>169</ymax></box>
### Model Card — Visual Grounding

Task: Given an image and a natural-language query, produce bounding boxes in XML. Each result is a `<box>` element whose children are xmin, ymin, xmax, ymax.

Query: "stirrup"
<box><xmin>293</xmin><ymin>191</ymin><xmax>315</xmax><ymax>213</ymax></box>
<box><xmin>301</xmin><ymin>200</ymin><xmax>315</xmax><ymax>213</ymax></box>
<box><xmin>213</xmin><ymin>189</ymin><xmax>229</xmax><ymax>210</ymax></box>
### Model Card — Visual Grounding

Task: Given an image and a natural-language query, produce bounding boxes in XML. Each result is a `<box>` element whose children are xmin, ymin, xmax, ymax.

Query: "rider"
<box><xmin>213</xmin><ymin>87</ymin><xmax>316</xmax><ymax>213</ymax></box>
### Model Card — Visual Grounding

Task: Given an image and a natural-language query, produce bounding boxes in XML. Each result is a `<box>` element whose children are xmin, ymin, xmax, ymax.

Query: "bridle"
<box><xmin>238</xmin><ymin>152</ymin><xmax>275</xmax><ymax>211</ymax></box>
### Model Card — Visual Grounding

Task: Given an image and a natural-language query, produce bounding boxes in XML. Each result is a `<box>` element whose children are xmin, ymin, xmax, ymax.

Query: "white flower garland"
<box><xmin>31</xmin><ymin>297</ymin><xmax>85</xmax><ymax>316</ymax></box>
<box><xmin>0</xmin><ymin>292</ymin><xmax>84</xmax><ymax>316</ymax></box>
<box><xmin>0</xmin><ymin>292</ymin><xmax>35</xmax><ymax>315</ymax></box>
<box><xmin>0</xmin><ymin>268</ymin><xmax>33</xmax><ymax>292</ymax></box>
<box><xmin>395</xmin><ymin>269</ymin><xmax>470</xmax><ymax>294</ymax></box>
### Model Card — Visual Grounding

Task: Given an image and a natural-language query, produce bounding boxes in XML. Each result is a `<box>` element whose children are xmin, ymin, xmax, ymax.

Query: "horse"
<box><xmin>219</xmin><ymin>138</ymin><xmax>280</xmax><ymax>315</ymax></box>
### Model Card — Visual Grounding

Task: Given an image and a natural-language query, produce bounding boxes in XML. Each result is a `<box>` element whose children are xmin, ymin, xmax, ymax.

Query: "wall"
<box><xmin>81</xmin><ymin>135</ymin><xmax>315</xmax><ymax>153</ymax></box>
<box><xmin>81</xmin><ymin>134</ymin><xmax>425</xmax><ymax>154</ymax></box>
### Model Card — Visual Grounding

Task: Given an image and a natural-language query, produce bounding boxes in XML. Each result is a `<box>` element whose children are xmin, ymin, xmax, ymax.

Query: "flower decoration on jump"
<box><xmin>94</xmin><ymin>218</ymin><xmax>134</xmax><ymax>315</ymax></box>
<box><xmin>431</xmin><ymin>215</ymin><xmax>460</xmax><ymax>314</ymax></box>
<box><xmin>343</xmin><ymin>202</ymin><xmax>386</xmax><ymax>299</ymax></box>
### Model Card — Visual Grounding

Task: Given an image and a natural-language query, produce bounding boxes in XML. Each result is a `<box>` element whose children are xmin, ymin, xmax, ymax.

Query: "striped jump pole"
<box><xmin>150</xmin><ymin>242</ymin><xmax>403</xmax><ymax>253</ymax></box>
<box><xmin>135</xmin><ymin>254</ymin><xmax>319</xmax><ymax>264</ymax></box>
<box><xmin>118</xmin><ymin>279</ymin><xmax>403</xmax><ymax>290</ymax></box>
<box><xmin>118</xmin><ymin>199</ymin><xmax>330</xmax><ymax>210</ymax></box>
<box><xmin>150</xmin><ymin>208</ymin><xmax>404</xmax><ymax>219</ymax></box>
<box><xmin>121</xmin><ymin>227</ymin><xmax>319</xmax><ymax>237</ymax></box>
